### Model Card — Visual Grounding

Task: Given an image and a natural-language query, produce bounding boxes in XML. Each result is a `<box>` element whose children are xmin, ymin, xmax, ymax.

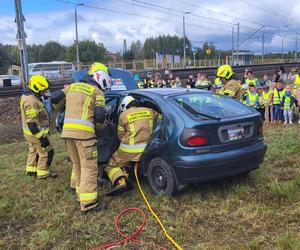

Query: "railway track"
<box><xmin>1</xmin><ymin>62</ymin><xmax>299</xmax><ymax>98</ymax></box>
<box><xmin>0</xmin><ymin>79</ymin><xmax>71</xmax><ymax>98</ymax></box>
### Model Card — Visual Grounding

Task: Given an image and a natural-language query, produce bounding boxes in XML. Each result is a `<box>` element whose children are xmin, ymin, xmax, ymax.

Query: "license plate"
<box><xmin>227</xmin><ymin>127</ymin><xmax>244</xmax><ymax>141</ymax></box>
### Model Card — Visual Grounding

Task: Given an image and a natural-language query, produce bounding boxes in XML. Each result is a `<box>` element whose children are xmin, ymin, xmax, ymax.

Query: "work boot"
<box><xmin>82</xmin><ymin>202</ymin><xmax>107</xmax><ymax>213</ymax></box>
<box><xmin>105</xmin><ymin>177</ymin><xmax>132</xmax><ymax>196</ymax></box>
<box><xmin>38</xmin><ymin>171</ymin><xmax>58</xmax><ymax>179</ymax></box>
<box><xmin>26</xmin><ymin>172</ymin><xmax>37</xmax><ymax>177</ymax></box>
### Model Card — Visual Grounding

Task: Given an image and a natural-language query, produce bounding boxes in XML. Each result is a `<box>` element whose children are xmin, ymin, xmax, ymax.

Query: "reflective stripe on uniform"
<box><xmin>108</xmin><ymin>168</ymin><xmax>121</xmax><ymax>182</ymax></box>
<box><xmin>117</xmin><ymin>125</ymin><xmax>125</xmax><ymax>132</ymax></box>
<box><xmin>26</xmin><ymin>166</ymin><xmax>37</xmax><ymax>173</ymax></box>
<box><xmin>127</xmin><ymin>110</ymin><xmax>152</xmax><ymax>123</ymax></box>
<box><xmin>119</xmin><ymin>143</ymin><xmax>147</xmax><ymax>153</ymax></box>
<box><xmin>37</xmin><ymin>169</ymin><xmax>50</xmax><ymax>178</ymax></box>
<box><xmin>79</xmin><ymin>192</ymin><xmax>97</xmax><ymax>202</ymax></box>
<box><xmin>81</xmin><ymin>96</ymin><xmax>92</xmax><ymax>120</ymax></box>
<box><xmin>23</xmin><ymin>127</ymin><xmax>49</xmax><ymax>139</ymax></box>
<box><xmin>96</xmin><ymin>95</ymin><xmax>105</xmax><ymax>106</ymax></box>
<box><xmin>71</xmin><ymin>171</ymin><xmax>76</xmax><ymax>180</ymax></box>
<box><xmin>129</xmin><ymin>123</ymin><xmax>136</xmax><ymax>145</ymax></box>
<box><xmin>69</xmin><ymin>83</ymin><xmax>95</xmax><ymax>96</ymax></box>
<box><xmin>223</xmin><ymin>89</ymin><xmax>235</xmax><ymax>96</ymax></box>
<box><xmin>63</xmin><ymin>118</ymin><xmax>95</xmax><ymax>133</ymax></box>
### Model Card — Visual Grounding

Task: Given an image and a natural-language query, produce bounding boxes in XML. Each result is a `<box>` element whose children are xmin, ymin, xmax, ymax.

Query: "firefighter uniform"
<box><xmin>105</xmin><ymin>106</ymin><xmax>161</xmax><ymax>191</ymax></box>
<box><xmin>61</xmin><ymin>82</ymin><xmax>105</xmax><ymax>211</ymax></box>
<box><xmin>219</xmin><ymin>79</ymin><xmax>242</xmax><ymax>100</ymax></box>
<box><xmin>20</xmin><ymin>78</ymin><xmax>54</xmax><ymax>178</ymax></box>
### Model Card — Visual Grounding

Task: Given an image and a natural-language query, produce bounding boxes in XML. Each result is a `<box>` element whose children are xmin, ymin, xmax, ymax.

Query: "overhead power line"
<box><xmin>53</xmin><ymin>0</ymin><xmax>233</xmax><ymax>33</ymax></box>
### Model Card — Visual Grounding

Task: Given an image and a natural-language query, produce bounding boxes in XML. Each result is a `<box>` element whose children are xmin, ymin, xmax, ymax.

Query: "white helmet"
<box><xmin>89</xmin><ymin>62</ymin><xmax>112</xmax><ymax>90</ymax></box>
<box><xmin>119</xmin><ymin>96</ymin><xmax>135</xmax><ymax>113</ymax></box>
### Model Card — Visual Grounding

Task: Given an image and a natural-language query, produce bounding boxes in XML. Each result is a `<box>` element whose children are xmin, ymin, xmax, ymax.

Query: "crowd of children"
<box><xmin>134</xmin><ymin>66</ymin><xmax>300</xmax><ymax>124</ymax></box>
<box><xmin>241</xmin><ymin>67</ymin><xmax>300</xmax><ymax>125</ymax></box>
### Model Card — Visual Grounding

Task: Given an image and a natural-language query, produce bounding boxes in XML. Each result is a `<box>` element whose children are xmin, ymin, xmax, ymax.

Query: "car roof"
<box><xmin>127</xmin><ymin>88</ymin><xmax>208</xmax><ymax>97</ymax></box>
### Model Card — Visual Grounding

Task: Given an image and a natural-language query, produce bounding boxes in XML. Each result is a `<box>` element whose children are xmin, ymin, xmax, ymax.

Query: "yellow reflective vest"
<box><xmin>262</xmin><ymin>91</ymin><xmax>272</xmax><ymax>106</ymax></box>
<box><xmin>245</xmin><ymin>78</ymin><xmax>258</xmax><ymax>86</ymax></box>
<box><xmin>243</xmin><ymin>91</ymin><xmax>259</xmax><ymax>108</ymax></box>
<box><xmin>61</xmin><ymin>82</ymin><xmax>105</xmax><ymax>140</ymax></box>
<box><xmin>20</xmin><ymin>91</ymin><xmax>50</xmax><ymax>141</ymax></box>
<box><xmin>273</xmin><ymin>88</ymin><xmax>285</xmax><ymax>105</ymax></box>
<box><xmin>117</xmin><ymin>107</ymin><xmax>161</xmax><ymax>160</ymax></box>
<box><xmin>294</xmin><ymin>75</ymin><xmax>300</xmax><ymax>87</ymax></box>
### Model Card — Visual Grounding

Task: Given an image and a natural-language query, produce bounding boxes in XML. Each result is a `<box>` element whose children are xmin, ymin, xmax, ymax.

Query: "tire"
<box><xmin>147</xmin><ymin>157</ymin><xmax>177</xmax><ymax>196</ymax></box>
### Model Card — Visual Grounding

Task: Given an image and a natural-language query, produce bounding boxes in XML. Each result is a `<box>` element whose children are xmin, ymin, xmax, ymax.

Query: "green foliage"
<box><xmin>0</xmin><ymin>45</ymin><xmax>15</xmax><ymax>74</ymax></box>
<box><xmin>66</xmin><ymin>40</ymin><xmax>108</xmax><ymax>64</ymax></box>
<box><xmin>142</xmin><ymin>35</ymin><xmax>192</xmax><ymax>59</ymax></box>
<box><xmin>39</xmin><ymin>41</ymin><xmax>65</xmax><ymax>62</ymax></box>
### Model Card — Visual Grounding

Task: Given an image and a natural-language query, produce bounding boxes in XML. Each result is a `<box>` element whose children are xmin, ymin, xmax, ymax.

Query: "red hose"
<box><xmin>91</xmin><ymin>207</ymin><xmax>167</xmax><ymax>250</ymax></box>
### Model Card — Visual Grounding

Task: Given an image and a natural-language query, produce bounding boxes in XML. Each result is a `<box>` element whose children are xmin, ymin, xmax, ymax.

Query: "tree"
<box><xmin>0</xmin><ymin>45</ymin><xmax>14</xmax><ymax>74</ymax></box>
<box><xmin>39</xmin><ymin>41</ymin><xmax>65</xmax><ymax>62</ymax></box>
<box><xmin>27</xmin><ymin>44</ymin><xmax>43</xmax><ymax>63</ymax></box>
<box><xmin>130</xmin><ymin>40</ymin><xmax>143</xmax><ymax>60</ymax></box>
<box><xmin>66</xmin><ymin>40</ymin><xmax>108</xmax><ymax>63</ymax></box>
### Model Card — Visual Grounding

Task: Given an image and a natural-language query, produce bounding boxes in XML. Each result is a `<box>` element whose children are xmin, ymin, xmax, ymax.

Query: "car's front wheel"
<box><xmin>147</xmin><ymin>157</ymin><xmax>177</xmax><ymax>196</ymax></box>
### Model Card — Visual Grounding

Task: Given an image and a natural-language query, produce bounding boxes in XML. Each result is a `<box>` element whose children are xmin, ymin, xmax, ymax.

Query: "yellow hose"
<box><xmin>134</xmin><ymin>163</ymin><xmax>184</xmax><ymax>250</ymax></box>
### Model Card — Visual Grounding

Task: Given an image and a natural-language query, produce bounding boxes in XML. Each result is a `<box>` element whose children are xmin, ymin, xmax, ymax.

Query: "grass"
<box><xmin>0</xmin><ymin>123</ymin><xmax>300</xmax><ymax>249</ymax></box>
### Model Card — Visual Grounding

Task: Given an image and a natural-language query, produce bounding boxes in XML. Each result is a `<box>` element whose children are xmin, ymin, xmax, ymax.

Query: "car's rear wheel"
<box><xmin>147</xmin><ymin>157</ymin><xmax>177</xmax><ymax>196</ymax></box>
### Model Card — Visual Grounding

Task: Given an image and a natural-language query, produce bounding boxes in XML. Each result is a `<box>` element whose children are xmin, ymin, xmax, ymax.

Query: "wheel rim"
<box><xmin>152</xmin><ymin>166</ymin><xmax>168</xmax><ymax>191</ymax></box>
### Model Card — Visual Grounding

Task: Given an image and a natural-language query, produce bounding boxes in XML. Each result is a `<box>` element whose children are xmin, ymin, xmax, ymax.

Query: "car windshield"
<box><xmin>175</xmin><ymin>93</ymin><xmax>253</xmax><ymax>120</ymax></box>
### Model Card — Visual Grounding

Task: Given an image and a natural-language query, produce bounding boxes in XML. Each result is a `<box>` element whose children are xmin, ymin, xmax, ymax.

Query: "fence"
<box><xmin>1</xmin><ymin>57</ymin><xmax>300</xmax><ymax>85</ymax></box>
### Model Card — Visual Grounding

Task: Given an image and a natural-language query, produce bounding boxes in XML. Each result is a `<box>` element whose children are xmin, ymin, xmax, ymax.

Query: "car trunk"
<box><xmin>193</xmin><ymin>115</ymin><xmax>262</xmax><ymax>153</ymax></box>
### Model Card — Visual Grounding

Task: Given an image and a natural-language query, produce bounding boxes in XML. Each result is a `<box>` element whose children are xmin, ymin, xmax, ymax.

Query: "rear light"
<box><xmin>180</xmin><ymin>128</ymin><xmax>209</xmax><ymax>147</ymax></box>
<box><xmin>186</xmin><ymin>136</ymin><xmax>208</xmax><ymax>146</ymax></box>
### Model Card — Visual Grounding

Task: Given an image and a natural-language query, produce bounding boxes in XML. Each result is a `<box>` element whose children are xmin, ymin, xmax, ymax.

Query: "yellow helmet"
<box><xmin>88</xmin><ymin>62</ymin><xmax>109</xmax><ymax>75</ymax></box>
<box><xmin>88</xmin><ymin>62</ymin><xmax>111</xmax><ymax>90</ymax></box>
<box><xmin>216</xmin><ymin>64</ymin><xmax>233</xmax><ymax>80</ymax></box>
<box><xmin>29</xmin><ymin>75</ymin><xmax>49</xmax><ymax>93</ymax></box>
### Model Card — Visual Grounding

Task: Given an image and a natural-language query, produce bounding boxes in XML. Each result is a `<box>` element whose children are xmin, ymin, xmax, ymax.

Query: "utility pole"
<box><xmin>281</xmin><ymin>36</ymin><xmax>284</xmax><ymax>62</ymax></box>
<box><xmin>14</xmin><ymin>0</ymin><xmax>28</xmax><ymax>88</ymax></box>
<box><xmin>262</xmin><ymin>26</ymin><xmax>265</xmax><ymax>64</ymax></box>
<box><xmin>75</xmin><ymin>3</ymin><xmax>84</xmax><ymax>70</ymax></box>
<box><xmin>295</xmin><ymin>36</ymin><xmax>298</xmax><ymax>62</ymax></box>
<box><xmin>231</xmin><ymin>25</ymin><xmax>234</xmax><ymax>66</ymax></box>
<box><xmin>182</xmin><ymin>12</ymin><xmax>190</xmax><ymax>68</ymax></box>
<box><xmin>236</xmin><ymin>22</ymin><xmax>240</xmax><ymax>66</ymax></box>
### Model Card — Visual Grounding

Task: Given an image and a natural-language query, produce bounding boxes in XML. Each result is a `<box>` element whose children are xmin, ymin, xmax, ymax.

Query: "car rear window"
<box><xmin>175</xmin><ymin>93</ymin><xmax>253</xmax><ymax>120</ymax></box>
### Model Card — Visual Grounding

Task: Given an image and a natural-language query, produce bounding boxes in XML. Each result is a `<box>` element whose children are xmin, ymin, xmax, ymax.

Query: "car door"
<box><xmin>96</xmin><ymin>94</ymin><xmax>121</xmax><ymax>165</ymax></box>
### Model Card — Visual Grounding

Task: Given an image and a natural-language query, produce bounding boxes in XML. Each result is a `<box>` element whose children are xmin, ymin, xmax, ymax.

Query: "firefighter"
<box><xmin>20</xmin><ymin>75</ymin><xmax>57</xmax><ymax>179</ymax></box>
<box><xmin>51</xmin><ymin>62</ymin><xmax>111</xmax><ymax>212</ymax></box>
<box><xmin>105</xmin><ymin>96</ymin><xmax>161</xmax><ymax>196</ymax></box>
<box><xmin>217</xmin><ymin>64</ymin><xmax>242</xmax><ymax>100</ymax></box>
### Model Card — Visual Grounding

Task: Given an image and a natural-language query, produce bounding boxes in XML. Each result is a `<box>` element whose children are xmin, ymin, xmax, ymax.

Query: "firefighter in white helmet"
<box><xmin>105</xmin><ymin>95</ymin><xmax>162</xmax><ymax>196</ymax></box>
<box><xmin>51</xmin><ymin>62</ymin><xmax>111</xmax><ymax>212</ymax></box>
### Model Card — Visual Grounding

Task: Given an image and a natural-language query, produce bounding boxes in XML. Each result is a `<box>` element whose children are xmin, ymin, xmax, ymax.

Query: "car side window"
<box><xmin>106</xmin><ymin>96</ymin><xmax>121</xmax><ymax>124</ymax></box>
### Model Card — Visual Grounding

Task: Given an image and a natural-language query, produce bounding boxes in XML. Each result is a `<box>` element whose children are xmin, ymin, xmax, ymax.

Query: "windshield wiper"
<box><xmin>180</xmin><ymin>102</ymin><xmax>221</xmax><ymax>121</ymax></box>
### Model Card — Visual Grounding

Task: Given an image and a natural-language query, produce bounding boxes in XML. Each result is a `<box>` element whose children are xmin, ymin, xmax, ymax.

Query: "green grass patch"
<box><xmin>0</xmin><ymin>125</ymin><xmax>299</xmax><ymax>249</ymax></box>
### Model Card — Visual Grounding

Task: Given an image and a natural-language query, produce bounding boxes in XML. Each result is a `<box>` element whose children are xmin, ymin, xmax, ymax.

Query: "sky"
<box><xmin>1</xmin><ymin>0</ymin><xmax>300</xmax><ymax>54</ymax></box>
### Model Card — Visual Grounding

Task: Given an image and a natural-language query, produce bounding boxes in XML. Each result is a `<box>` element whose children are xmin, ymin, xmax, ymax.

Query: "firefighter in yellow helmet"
<box><xmin>217</xmin><ymin>64</ymin><xmax>242</xmax><ymax>100</ymax></box>
<box><xmin>51</xmin><ymin>62</ymin><xmax>111</xmax><ymax>212</ymax></box>
<box><xmin>20</xmin><ymin>75</ymin><xmax>57</xmax><ymax>179</ymax></box>
<box><xmin>105</xmin><ymin>95</ymin><xmax>162</xmax><ymax>196</ymax></box>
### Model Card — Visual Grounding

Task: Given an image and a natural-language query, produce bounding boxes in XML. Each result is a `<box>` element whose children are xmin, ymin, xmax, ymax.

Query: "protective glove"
<box><xmin>40</xmin><ymin>137</ymin><xmax>49</xmax><ymax>149</ymax></box>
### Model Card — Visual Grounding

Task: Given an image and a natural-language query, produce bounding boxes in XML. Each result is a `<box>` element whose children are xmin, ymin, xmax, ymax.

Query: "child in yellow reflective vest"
<box><xmin>243</xmin><ymin>84</ymin><xmax>260</xmax><ymax>110</ymax></box>
<box><xmin>273</xmin><ymin>80</ymin><xmax>285</xmax><ymax>124</ymax></box>
<box><xmin>262</xmin><ymin>85</ymin><xmax>273</xmax><ymax>123</ymax></box>
<box><xmin>282</xmin><ymin>84</ymin><xmax>295</xmax><ymax>124</ymax></box>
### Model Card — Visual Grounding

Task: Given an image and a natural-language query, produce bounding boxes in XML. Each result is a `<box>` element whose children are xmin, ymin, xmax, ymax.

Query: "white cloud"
<box><xmin>1</xmin><ymin>0</ymin><xmax>300</xmax><ymax>53</ymax></box>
